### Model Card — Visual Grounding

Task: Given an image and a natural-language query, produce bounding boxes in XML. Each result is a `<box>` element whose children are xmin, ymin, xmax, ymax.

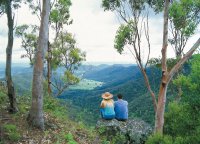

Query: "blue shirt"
<box><xmin>101</xmin><ymin>105</ymin><xmax>115</xmax><ymax>119</ymax></box>
<box><xmin>114</xmin><ymin>99</ymin><xmax>128</xmax><ymax>120</ymax></box>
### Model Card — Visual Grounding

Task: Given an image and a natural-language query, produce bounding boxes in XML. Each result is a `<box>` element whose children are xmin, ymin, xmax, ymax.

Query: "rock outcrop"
<box><xmin>96</xmin><ymin>119</ymin><xmax>152</xmax><ymax>144</ymax></box>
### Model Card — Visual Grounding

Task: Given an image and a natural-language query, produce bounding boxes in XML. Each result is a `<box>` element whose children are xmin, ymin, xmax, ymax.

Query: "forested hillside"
<box><xmin>0</xmin><ymin>0</ymin><xmax>200</xmax><ymax>143</ymax></box>
<box><xmin>59</xmin><ymin>64</ymin><xmax>161</xmax><ymax>125</ymax></box>
<box><xmin>0</xmin><ymin>62</ymin><xmax>189</xmax><ymax>126</ymax></box>
<box><xmin>1</xmin><ymin>63</ymin><xmax>160</xmax><ymax>125</ymax></box>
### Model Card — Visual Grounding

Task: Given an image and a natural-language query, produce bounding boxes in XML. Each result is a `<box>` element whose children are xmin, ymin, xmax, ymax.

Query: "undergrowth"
<box><xmin>0</xmin><ymin>86</ymin><xmax>101</xmax><ymax>144</ymax></box>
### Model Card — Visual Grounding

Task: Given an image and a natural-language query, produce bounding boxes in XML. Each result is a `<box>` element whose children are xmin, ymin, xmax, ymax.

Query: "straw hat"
<box><xmin>102</xmin><ymin>92</ymin><xmax>113</xmax><ymax>100</ymax></box>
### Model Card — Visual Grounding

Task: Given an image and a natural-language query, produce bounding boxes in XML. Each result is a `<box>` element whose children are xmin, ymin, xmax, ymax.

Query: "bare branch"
<box><xmin>167</xmin><ymin>38</ymin><xmax>200</xmax><ymax>83</ymax></box>
<box><xmin>144</xmin><ymin>12</ymin><xmax>151</xmax><ymax>69</ymax></box>
<box><xmin>50</xmin><ymin>0</ymin><xmax>57</xmax><ymax>9</ymax></box>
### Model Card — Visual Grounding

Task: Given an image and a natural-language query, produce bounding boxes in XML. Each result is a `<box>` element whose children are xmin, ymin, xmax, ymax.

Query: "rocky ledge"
<box><xmin>96</xmin><ymin>119</ymin><xmax>152</xmax><ymax>144</ymax></box>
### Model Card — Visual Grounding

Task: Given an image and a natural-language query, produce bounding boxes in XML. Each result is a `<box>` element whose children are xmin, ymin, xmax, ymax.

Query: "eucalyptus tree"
<box><xmin>103</xmin><ymin>0</ymin><xmax>159</xmax><ymax>113</ymax></box>
<box><xmin>27</xmin><ymin>0</ymin><xmax>50</xmax><ymax>130</ymax></box>
<box><xmin>22</xmin><ymin>0</ymin><xmax>85</xmax><ymax>96</ymax></box>
<box><xmin>47</xmin><ymin>0</ymin><xmax>73</xmax><ymax>94</ymax></box>
<box><xmin>168</xmin><ymin>0</ymin><xmax>200</xmax><ymax>99</ymax></box>
<box><xmin>0</xmin><ymin>0</ymin><xmax>21</xmax><ymax>113</ymax></box>
<box><xmin>102</xmin><ymin>0</ymin><xmax>200</xmax><ymax>134</ymax></box>
<box><xmin>50</xmin><ymin>0</ymin><xmax>72</xmax><ymax>40</ymax></box>
<box><xmin>51</xmin><ymin>31</ymin><xmax>86</xmax><ymax>96</ymax></box>
<box><xmin>48</xmin><ymin>0</ymin><xmax>86</xmax><ymax>96</ymax></box>
<box><xmin>22</xmin><ymin>0</ymin><xmax>73</xmax><ymax>95</ymax></box>
<box><xmin>169</xmin><ymin>0</ymin><xmax>200</xmax><ymax>59</ymax></box>
<box><xmin>15</xmin><ymin>24</ymin><xmax>39</xmax><ymax>66</ymax></box>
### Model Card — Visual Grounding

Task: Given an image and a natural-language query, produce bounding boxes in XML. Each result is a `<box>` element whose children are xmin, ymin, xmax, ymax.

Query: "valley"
<box><xmin>0</xmin><ymin>63</ymin><xmax>162</xmax><ymax>126</ymax></box>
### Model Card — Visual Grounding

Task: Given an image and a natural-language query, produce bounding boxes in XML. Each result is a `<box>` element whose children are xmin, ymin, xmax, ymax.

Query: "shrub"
<box><xmin>64</xmin><ymin>133</ymin><xmax>77</xmax><ymax>144</ymax></box>
<box><xmin>3</xmin><ymin>124</ymin><xmax>21</xmax><ymax>142</ymax></box>
<box><xmin>0</xmin><ymin>87</ymin><xmax>7</xmax><ymax>105</ymax></box>
<box><xmin>146</xmin><ymin>133</ymin><xmax>173</xmax><ymax>144</ymax></box>
<box><xmin>101</xmin><ymin>140</ymin><xmax>110</xmax><ymax>144</ymax></box>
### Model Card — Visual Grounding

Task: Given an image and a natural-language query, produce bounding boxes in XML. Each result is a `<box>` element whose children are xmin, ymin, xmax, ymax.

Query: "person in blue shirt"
<box><xmin>100</xmin><ymin>92</ymin><xmax>115</xmax><ymax>120</ymax></box>
<box><xmin>114</xmin><ymin>94</ymin><xmax>128</xmax><ymax>121</ymax></box>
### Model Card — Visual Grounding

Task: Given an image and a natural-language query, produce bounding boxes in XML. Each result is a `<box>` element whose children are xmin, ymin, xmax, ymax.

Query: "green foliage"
<box><xmin>3</xmin><ymin>124</ymin><xmax>16</xmax><ymax>132</ymax></box>
<box><xmin>101</xmin><ymin>140</ymin><xmax>110</xmax><ymax>144</ymax></box>
<box><xmin>0</xmin><ymin>0</ymin><xmax>6</xmax><ymax>16</ymax></box>
<box><xmin>168</xmin><ymin>0</ymin><xmax>200</xmax><ymax>57</ymax></box>
<box><xmin>64</xmin><ymin>133</ymin><xmax>77</xmax><ymax>144</ymax></box>
<box><xmin>147</xmin><ymin>0</ymin><xmax>164</xmax><ymax>13</ymax></box>
<box><xmin>163</xmin><ymin>54</ymin><xmax>200</xmax><ymax>143</ymax></box>
<box><xmin>114</xmin><ymin>21</ymin><xmax>134</xmax><ymax>54</ymax></box>
<box><xmin>64</xmin><ymin>132</ymin><xmax>73</xmax><ymax>141</ymax></box>
<box><xmin>44</xmin><ymin>95</ymin><xmax>59</xmax><ymax>111</ymax></box>
<box><xmin>169</xmin><ymin>0</ymin><xmax>200</xmax><ymax>35</ymax></box>
<box><xmin>15</xmin><ymin>24</ymin><xmax>38</xmax><ymax>65</ymax></box>
<box><xmin>24</xmin><ymin>0</ymin><xmax>84</xmax><ymax>97</ymax></box>
<box><xmin>102</xmin><ymin>0</ymin><xmax>162</xmax><ymax>12</ymax></box>
<box><xmin>102</xmin><ymin>0</ymin><xmax>120</xmax><ymax>11</ymax></box>
<box><xmin>44</xmin><ymin>96</ymin><xmax>68</xmax><ymax>120</ymax></box>
<box><xmin>148</xmin><ymin>57</ymin><xmax>179</xmax><ymax>71</ymax></box>
<box><xmin>0</xmin><ymin>0</ymin><xmax>21</xmax><ymax>14</ymax></box>
<box><xmin>50</xmin><ymin>0</ymin><xmax>72</xmax><ymax>26</ymax></box>
<box><xmin>97</xmin><ymin>126</ymin><xmax>127</xmax><ymax>144</ymax></box>
<box><xmin>51</xmin><ymin>32</ymin><xmax>86</xmax><ymax>70</ymax></box>
<box><xmin>3</xmin><ymin>124</ymin><xmax>21</xmax><ymax>142</ymax></box>
<box><xmin>146</xmin><ymin>133</ymin><xmax>173</xmax><ymax>144</ymax></box>
<box><xmin>51</xmin><ymin>31</ymin><xmax>86</xmax><ymax>96</ymax></box>
<box><xmin>62</xmin><ymin>70</ymin><xmax>79</xmax><ymax>84</ymax></box>
<box><xmin>173</xmin><ymin>54</ymin><xmax>200</xmax><ymax>95</ymax></box>
<box><xmin>0</xmin><ymin>85</ymin><xmax>7</xmax><ymax>105</ymax></box>
<box><xmin>164</xmin><ymin>102</ymin><xmax>191</xmax><ymax>137</ymax></box>
<box><xmin>17</xmin><ymin>102</ymin><xmax>29</xmax><ymax>114</ymax></box>
<box><xmin>111</xmin><ymin>134</ymin><xmax>126</xmax><ymax>144</ymax></box>
<box><xmin>97</xmin><ymin>127</ymin><xmax>106</xmax><ymax>135</ymax></box>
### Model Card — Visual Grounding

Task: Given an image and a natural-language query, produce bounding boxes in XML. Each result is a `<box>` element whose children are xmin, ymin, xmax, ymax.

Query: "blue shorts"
<box><xmin>100</xmin><ymin>109</ymin><xmax>115</xmax><ymax>120</ymax></box>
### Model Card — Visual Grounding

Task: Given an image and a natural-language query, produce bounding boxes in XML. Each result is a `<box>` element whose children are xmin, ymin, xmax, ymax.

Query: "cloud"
<box><xmin>68</xmin><ymin>0</ymin><xmax>132</xmax><ymax>63</ymax></box>
<box><xmin>0</xmin><ymin>1</ymin><xmax>199</xmax><ymax>64</ymax></box>
<box><xmin>0</xmin><ymin>4</ymin><xmax>38</xmax><ymax>63</ymax></box>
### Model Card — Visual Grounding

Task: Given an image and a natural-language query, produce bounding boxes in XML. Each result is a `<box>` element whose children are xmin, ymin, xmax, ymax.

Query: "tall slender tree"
<box><xmin>0</xmin><ymin>0</ymin><xmax>21</xmax><ymax>113</ymax></box>
<box><xmin>102</xmin><ymin>0</ymin><xmax>200</xmax><ymax>134</ymax></box>
<box><xmin>20</xmin><ymin>0</ymin><xmax>84</xmax><ymax>97</ymax></box>
<box><xmin>23</xmin><ymin>0</ymin><xmax>73</xmax><ymax>96</ymax></box>
<box><xmin>169</xmin><ymin>0</ymin><xmax>200</xmax><ymax>59</ymax></box>
<box><xmin>105</xmin><ymin>0</ymin><xmax>158</xmax><ymax>112</ymax></box>
<box><xmin>168</xmin><ymin>0</ymin><xmax>200</xmax><ymax>100</ymax></box>
<box><xmin>27</xmin><ymin>0</ymin><xmax>50</xmax><ymax>130</ymax></box>
<box><xmin>6</xmin><ymin>0</ymin><xmax>18</xmax><ymax>113</ymax></box>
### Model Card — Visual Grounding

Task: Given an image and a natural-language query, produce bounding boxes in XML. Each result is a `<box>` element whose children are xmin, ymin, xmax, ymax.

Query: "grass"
<box><xmin>2</xmin><ymin>124</ymin><xmax>21</xmax><ymax>142</ymax></box>
<box><xmin>69</xmin><ymin>79</ymin><xmax>103</xmax><ymax>90</ymax></box>
<box><xmin>0</xmin><ymin>86</ymin><xmax>102</xmax><ymax>144</ymax></box>
<box><xmin>64</xmin><ymin>132</ymin><xmax>78</xmax><ymax>144</ymax></box>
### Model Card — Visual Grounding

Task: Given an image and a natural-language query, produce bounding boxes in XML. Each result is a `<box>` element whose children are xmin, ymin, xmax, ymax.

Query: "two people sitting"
<box><xmin>100</xmin><ymin>92</ymin><xmax>128</xmax><ymax>121</ymax></box>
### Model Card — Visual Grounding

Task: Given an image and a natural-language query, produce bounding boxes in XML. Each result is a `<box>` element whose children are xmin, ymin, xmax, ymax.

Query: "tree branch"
<box><xmin>167</xmin><ymin>38</ymin><xmax>200</xmax><ymax>83</ymax></box>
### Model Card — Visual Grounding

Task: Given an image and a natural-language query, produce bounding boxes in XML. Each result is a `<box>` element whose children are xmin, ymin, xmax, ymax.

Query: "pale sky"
<box><xmin>0</xmin><ymin>0</ymin><xmax>199</xmax><ymax>64</ymax></box>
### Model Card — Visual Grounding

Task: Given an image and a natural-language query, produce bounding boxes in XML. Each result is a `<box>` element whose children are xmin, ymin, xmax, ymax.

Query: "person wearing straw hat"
<box><xmin>100</xmin><ymin>92</ymin><xmax>115</xmax><ymax>120</ymax></box>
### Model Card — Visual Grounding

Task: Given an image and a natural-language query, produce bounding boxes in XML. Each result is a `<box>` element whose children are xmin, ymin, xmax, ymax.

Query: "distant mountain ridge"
<box><xmin>59</xmin><ymin>64</ymin><xmax>161</xmax><ymax>125</ymax></box>
<box><xmin>0</xmin><ymin>63</ymin><xmax>161</xmax><ymax>125</ymax></box>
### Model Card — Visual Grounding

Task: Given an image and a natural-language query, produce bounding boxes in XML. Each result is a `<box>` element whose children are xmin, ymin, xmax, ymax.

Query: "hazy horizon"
<box><xmin>0</xmin><ymin>61</ymin><xmax>135</xmax><ymax>68</ymax></box>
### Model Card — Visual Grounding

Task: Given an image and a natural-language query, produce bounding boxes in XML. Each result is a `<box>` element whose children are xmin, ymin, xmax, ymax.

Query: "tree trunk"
<box><xmin>27</xmin><ymin>0</ymin><xmax>50</xmax><ymax>130</ymax></box>
<box><xmin>155</xmin><ymin>0</ymin><xmax>170</xmax><ymax>134</ymax></box>
<box><xmin>141</xmin><ymin>68</ymin><xmax>157</xmax><ymax>112</ymax></box>
<box><xmin>154</xmin><ymin>0</ymin><xmax>200</xmax><ymax>134</ymax></box>
<box><xmin>155</xmin><ymin>83</ymin><xmax>168</xmax><ymax>133</ymax></box>
<box><xmin>5</xmin><ymin>0</ymin><xmax>18</xmax><ymax>113</ymax></box>
<box><xmin>47</xmin><ymin>41</ymin><xmax>52</xmax><ymax>95</ymax></box>
<box><xmin>155</xmin><ymin>37</ymin><xmax>200</xmax><ymax>135</ymax></box>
